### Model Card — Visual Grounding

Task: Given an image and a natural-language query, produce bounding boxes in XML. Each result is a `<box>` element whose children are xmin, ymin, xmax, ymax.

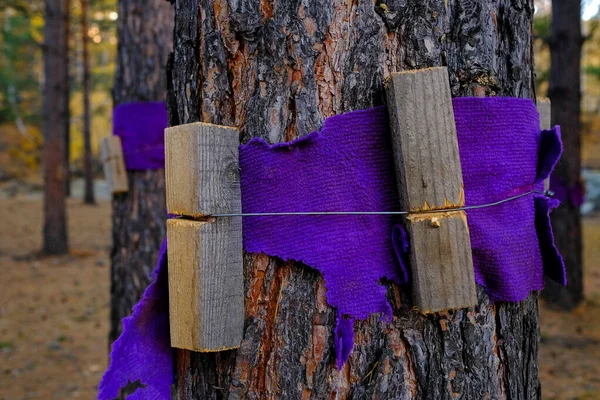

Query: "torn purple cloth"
<box><xmin>98</xmin><ymin>239</ymin><xmax>172</xmax><ymax>400</ymax></box>
<box><xmin>113</xmin><ymin>102</ymin><xmax>168</xmax><ymax>170</ymax></box>
<box><xmin>453</xmin><ymin>97</ymin><xmax>566</xmax><ymax>299</ymax></box>
<box><xmin>550</xmin><ymin>177</ymin><xmax>586</xmax><ymax>208</ymax></box>
<box><xmin>99</xmin><ymin>97</ymin><xmax>565</xmax><ymax>399</ymax></box>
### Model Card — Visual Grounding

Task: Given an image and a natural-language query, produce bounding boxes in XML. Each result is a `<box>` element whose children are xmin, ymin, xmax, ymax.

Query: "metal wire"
<box><xmin>209</xmin><ymin>190</ymin><xmax>552</xmax><ymax>217</ymax></box>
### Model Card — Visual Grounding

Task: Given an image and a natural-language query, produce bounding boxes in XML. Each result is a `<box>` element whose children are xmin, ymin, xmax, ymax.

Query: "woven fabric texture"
<box><xmin>113</xmin><ymin>102</ymin><xmax>168</xmax><ymax>170</ymax></box>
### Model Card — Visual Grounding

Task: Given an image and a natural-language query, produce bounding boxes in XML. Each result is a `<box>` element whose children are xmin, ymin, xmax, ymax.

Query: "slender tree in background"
<box><xmin>168</xmin><ymin>1</ymin><xmax>541</xmax><ymax>397</ymax></box>
<box><xmin>42</xmin><ymin>0</ymin><xmax>68</xmax><ymax>254</ymax></box>
<box><xmin>545</xmin><ymin>1</ymin><xmax>583</xmax><ymax>309</ymax></box>
<box><xmin>81</xmin><ymin>0</ymin><xmax>94</xmax><ymax>205</ymax></box>
<box><xmin>64</xmin><ymin>0</ymin><xmax>71</xmax><ymax>197</ymax></box>
<box><xmin>109</xmin><ymin>0</ymin><xmax>173</xmax><ymax>345</ymax></box>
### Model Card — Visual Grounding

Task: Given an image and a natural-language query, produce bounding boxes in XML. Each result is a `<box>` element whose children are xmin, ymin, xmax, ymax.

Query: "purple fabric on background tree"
<box><xmin>99</xmin><ymin>98</ymin><xmax>565</xmax><ymax>399</ymax></box>
<box><xmin>113</xmin><ymin>102</ymin><xmax>168</xmax><ymax>170</ymax></box>
<box><xmin>98</xmin><ymin>239</ymin><xmax>172</xmax><ymax>400</ymax></box>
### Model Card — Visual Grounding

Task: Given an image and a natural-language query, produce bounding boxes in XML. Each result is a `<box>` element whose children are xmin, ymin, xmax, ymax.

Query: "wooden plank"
<box><xmin>537</xmin><ymin>98</ymin><xmax>552</xmax><ymax>191</ymax></box>
<box><xmin>100</xmin><ymin>136</ymin><xmax>128</xmax><ymax>194</ymax></box>
<box><xmin>385</xmin><ymin>67</ymin><xmax>464</xmax><ymax>211</ymax></box>
<box><xmin>165</xmin><ymin>122</ymin><xmax>241</xmax><ymax>217</ymax></box>
<box><xmin>165</xmin><ymin>121</ymin><xmax>244</xmax><ymax>352</ymax></box>
<box><xmin>167</xmin><ymin>217</ymin><xmax>244</xmax><ymax>351</ymax></box>
<box><xmin>385</xmin><ymin>67</ymin><xmax>477</xmax><ymax>312</ymax></box>
<box><xmin>408</xmin><ymin>211</ymin><xmax>475</xmax><ymax>313</ymax></box>
<box><xmin>537</xmin><ymin>97</ymin><xmax>552</xmax><ymax>131</ymax></box>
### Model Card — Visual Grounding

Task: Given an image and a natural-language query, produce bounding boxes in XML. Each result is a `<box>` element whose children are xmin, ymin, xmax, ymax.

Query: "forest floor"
<box><xmin>0</xmin><ymin>194</ymin><xmax>599</xmax><ymax>399</ymax></box>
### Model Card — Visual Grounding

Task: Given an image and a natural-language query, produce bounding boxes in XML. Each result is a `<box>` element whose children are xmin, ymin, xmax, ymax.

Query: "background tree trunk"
<box><xmin>43</xmin><ymin>0</ymin><xmax>68</xmax><ymax>255</ymax></box>
<box><xmin>81</xmin><ymin>0</ymin><xmax>94</xmax><ymax>205</ymax></box>
<box><xmin>544</xmin><ymin>0</ymin><xmax>583</xmax><ymax>309</ymax></box>
<box><xmin>109</xmin><ymin>0</ymin><xmax>173</xmax><ymax>346</ymax></box>
<box><xmin>168</xmin><ymin>1</ymin><xmax>542</xmax><ymax>398</ymax></box>
<box><xmin>64</xmin><ymin>0</ymin><xmax>71</xmax><ymax>198</ymax></box>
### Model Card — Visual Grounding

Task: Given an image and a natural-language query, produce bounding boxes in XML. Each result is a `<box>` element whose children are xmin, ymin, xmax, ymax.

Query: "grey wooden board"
<box><xmin>385</xmin><ymin>67</ymin><xmax>465</xmax><ymax>211</ymax></box>
<box><xmin>165</xmin><ymin>122</ymin><xmax>241</xmax><ymax>217</ymax></box>
<box><xmin>385</xmin><ymin>67</ymin><xmax>477</xmax><ymax>312</ymax></box>
<box><xmin>408</xmin><ymin>211</ymin><xmax>477</xmax><ymax>312</ymax></box>
<box><xmin>537</xmin><ymin>98</ymin><xmax>552</xmax><ymax>131</ymax></box>
<box><xmin>167</xmin><ymin>217</ymin><xmax>244</xmax><ymax>351</ymax></box>
<box><xmin>537</xmin><ymin>98</ymin><xmax>552</xmax><ymax>191</ymax></box>
<box><xmin>100</xmin><ymin>136</ymin><xmax>128</xmax><ymax>194</ymax></box>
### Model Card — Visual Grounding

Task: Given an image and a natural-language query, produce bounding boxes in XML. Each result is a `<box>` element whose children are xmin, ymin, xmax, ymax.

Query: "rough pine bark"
<box><xmin>43</xmin><ymin>0</ymin><xmax>68</xmax><ymax>254</ymax></box>
<box><xmin>168</xmin><ymin>1</ymin><xmax>541</xmax><ymax>398</ymax></box>
<box><xmin>544</xmin><ymin>0</ymin><xmax>583</xmax><ymax>309</ymax></box>
<box><xmin>109</xmin><ymin>0</ymin><xmax>173</xmax><ymax>345</ymax></box>
<box><xmin>81</xmin><ymin>0</ymin><xmax>95</xmax><ymax>205</ymax></box>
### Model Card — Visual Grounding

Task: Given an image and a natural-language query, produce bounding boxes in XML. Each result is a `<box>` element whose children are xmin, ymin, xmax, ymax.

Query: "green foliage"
<box><xmin>0</xmin><ymin>0</ymin><xmax>118</xmax><ymax>178</ymax></box>
<box><xmin>0</xmin><ymin>2</ymin><xmax>44</xmax><ymax>125</ymax></box>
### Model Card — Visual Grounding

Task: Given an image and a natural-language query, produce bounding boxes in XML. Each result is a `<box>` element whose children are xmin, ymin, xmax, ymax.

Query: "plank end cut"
<box><xmin>100</xmin><ymin>136</ymin><xmax>128</xmax><ymax>194</ymax></box>
<box><xmin>385</xmin><ymin>67</ymin><xmax>477</xmax><ymax>312</ymax></box>
<box><xmin>167</xmin><ymin>217</ymin><xmax>244</xmax><ymax>352</ymax></box>
<box><xmin>165</xmin><ymin>122</ymin><xmax>241</xmax><ymax>217</ymax></box>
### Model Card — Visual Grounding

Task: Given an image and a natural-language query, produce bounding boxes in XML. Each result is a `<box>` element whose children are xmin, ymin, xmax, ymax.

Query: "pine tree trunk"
<box><xmin>109</xmin><ymin>0</ymin><xmax>173</xmax><ymax>345</ymax></box>
<box><xmin>81</xmin><ymin>0</ymin><xmax>95</xmax><ymax>205</ymax></box>
<box><xmin>168</xmin><ymin>1</ymin><xmax>541</xmax><ymax>398</ymax></box>
<box><xmin>544</xmin><ymin>0</ymin><xmax>583</xmax><ymax>309</ymax></box>
<box><xmin>43</xmin><ymin>0</ymin><xmax>68</xmax><ymax>255</ymax></box>
<box><xmin>64</xmin><ymin>0</ymin><xmax>71</xmax><ymax>198</ymax></box>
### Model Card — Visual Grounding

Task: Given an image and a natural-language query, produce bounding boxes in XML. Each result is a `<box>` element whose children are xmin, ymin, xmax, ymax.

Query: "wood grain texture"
<box><xmin>168</xmin><ymin>1</ymin><xmax>541</xmax><ymax>398</ymax></box>
<box><xmin>385</xmin><ymin>67</ymin><xmax>464</xmax><ymax>211</ymax></box>
<box><xmin>165</xmin><ymin>123</ymin><xmax>241</xmax><ymax>217</ymax></box>
<box><xmin>408</xmin><ymin>211</ymin><xmax>476</xmax><ymax>312</ymax></box>
<box><xmin>167</xmin><ymin>218</ymin><xmax>244</xmax><ymax>352</ymax></box>
<box><xmin>537</xmin><ymin>98</ymin><xmax>551</xmax><ymax>131</ymax></box>
<box><xmin>386</xmin><ymin>67</ymin><xmax>476</xmax><ymax>312</ymax></box>
<box><xmin>100</xmin><ymin>136</ymin><xmax>129</xmax><ymax>194</ymax></box>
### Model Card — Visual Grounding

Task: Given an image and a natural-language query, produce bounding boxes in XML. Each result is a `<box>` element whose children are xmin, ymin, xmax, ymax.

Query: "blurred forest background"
<box><xmin>1</xmin><ymin>0</ymin><xmax>600</xmax><ymax>399</ymax></box>
<box><xmin>0</xmin><ymin>0</ymin><xmax>115</xmax><ymax>193</ymax></box>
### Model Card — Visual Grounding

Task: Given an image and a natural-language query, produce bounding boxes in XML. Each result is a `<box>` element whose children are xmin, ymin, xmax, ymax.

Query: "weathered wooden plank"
<box><xmin>100</xmin><ymin>136</ymin><xmax>128</xmax><ymax>194</ymax></box>
<box><xmin>385</xmin><ymin>67</ymin><xmax>464</xmax><ymax>211</ymax></box>
<box><xmin>537</xmin><ymin>98</ymin><xmax>552</xmax><ymax>131</ymax></box>
<box><xmin>385</xmin><ymin>67</ymin><xmax>477</xmax><ymax>312</ymax></box>
<box><xmin>537</xmin><ymin>98</ymin><xmax>552</xmax><ymax>191</ymax></box>
<box><xmin>167</xmin><ymin>217</ymin><xmax>244</xmax><ymax>351</ymax></box>
<box><xmin>165</xmin><ymin>121</ymin><xmax>243</xmax><ymax>352</ymax></box>
<box><xmin>165</xmin><ymin>122</ymin><xmax>241</xmax><ymax>217</ymax></box>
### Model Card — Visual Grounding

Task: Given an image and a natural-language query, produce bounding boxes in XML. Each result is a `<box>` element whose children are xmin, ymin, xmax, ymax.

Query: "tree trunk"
<box><xmin>43</xmin><ymin>0</ymin><xmax>68</xmax><ymax>255</ymax></box>
<box><xmin>544</xmin><ymin>0</ymin><xmax>583</xmax><ymax>309</ymax></box>
<box><xmin>81</xmin><ymin>0</ymin><xmax>95</xmax><ymax>205</ymax></box>
<box><xmin>109</xmin><ymin>0</ymin><xmax>173</xmax><ymax>346</ymax></box>
<box><xmin>64</xmin><ymin>0</ymin><xmax>71</xmax><ymax>198</ymax></box>
<box><xmin>168</xmin><ymin>1</ymin><xmax>541</xmax><ymax>399</ymax></box>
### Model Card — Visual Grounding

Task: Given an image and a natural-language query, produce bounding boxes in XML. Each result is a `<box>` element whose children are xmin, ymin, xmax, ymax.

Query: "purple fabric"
<box><xmin>334</xmin><ymin>316</ymin><xmax>355</xmax><ymax>369</ymax></box>
<box><xmin>99</xmin><ymin>98</ymin><xmax>565</xmax><ymax>399</ymax></box>
<box><xmin>98</xmin><ymin>239</ymin><xmax>172</xmax><ymax>399</ymax></box>
<box><xmin>550</xmin><ymin>177</ymin><xmax>586</xmax><ymax>208</ymax></box>
<box><xmin>240</xmin><ymin>108</ymin><xmax>402</xmax><ymax>322</ymax></box>
<box><xmin>113</xmin><ymin>102</ymin><xmax>168</xmax><ymax>170</ymax></box>
<box><xmin>453</xmin><ymin>97</ymin><xmax>565</xmax><ymax>300</ymax></box>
